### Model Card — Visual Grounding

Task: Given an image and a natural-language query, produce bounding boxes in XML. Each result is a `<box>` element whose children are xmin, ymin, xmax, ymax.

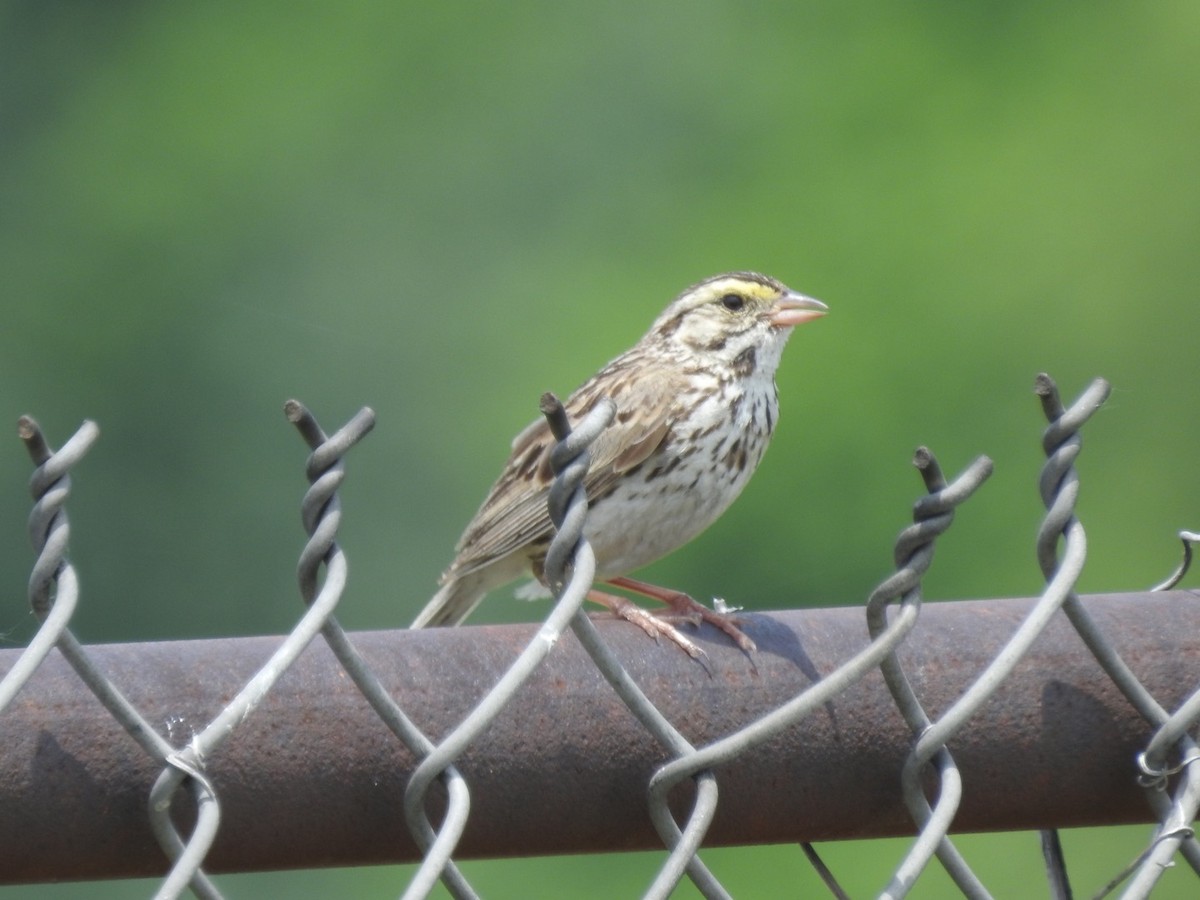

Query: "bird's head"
<box><xmin>648</xmin><ymin>272</ymin><xmax>827</xmax><ymax>372</ymax></box>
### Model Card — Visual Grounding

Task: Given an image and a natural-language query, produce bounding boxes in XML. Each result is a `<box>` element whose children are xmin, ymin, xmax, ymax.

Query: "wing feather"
<box><xmin>441</xmin><ymin>358</ymin><xmax>682</xmax><ymax>582</ymax></box>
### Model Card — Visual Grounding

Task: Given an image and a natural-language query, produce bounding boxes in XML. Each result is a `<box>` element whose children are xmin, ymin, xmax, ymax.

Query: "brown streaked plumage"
<box><xmin>412</xmin><ymin>272</ymin><xmax>827</xmax><ymax>656</ymax></box>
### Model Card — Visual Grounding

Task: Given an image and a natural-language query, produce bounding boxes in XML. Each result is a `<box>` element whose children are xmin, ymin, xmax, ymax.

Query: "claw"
<box><xmin>597</xmin><ymin>575</ymin><xmax>759</xmax><ymax>657</ymax></box>
<box><xmin>608</xmin><ymin>576</ymin><xmax>758</xmax><ymax>654</ymax></box>
<box><xmin>588</xmin><ymin>590</ymin><xmax>710</xmax><ymax>661</ymax></box>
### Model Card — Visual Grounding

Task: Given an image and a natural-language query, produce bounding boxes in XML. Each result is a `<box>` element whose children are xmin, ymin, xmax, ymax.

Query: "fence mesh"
<box><xmin>1</xmin><ymin>373</ymin><xmax>1197</xmax><ymax>899</ymax></box>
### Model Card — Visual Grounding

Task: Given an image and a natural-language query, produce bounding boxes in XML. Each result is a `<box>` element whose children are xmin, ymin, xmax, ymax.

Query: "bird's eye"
<box><xmin>720</xmin><ymin>293</ymin><xmax>745</xmax><ymax>312</ymax></box>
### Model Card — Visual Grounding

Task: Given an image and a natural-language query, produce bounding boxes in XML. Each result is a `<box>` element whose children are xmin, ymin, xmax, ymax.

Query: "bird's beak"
<box><xmin>768</xmin><ymin>291</ymin><xmax>828</xmax><ymax>328</ymax></box>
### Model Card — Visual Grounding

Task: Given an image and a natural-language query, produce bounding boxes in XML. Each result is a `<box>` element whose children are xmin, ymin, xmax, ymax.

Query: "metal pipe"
<box><xmin>0</xmin><ymin>591</ymin><xmax>1195</xmax><ymax>882</ymax></box>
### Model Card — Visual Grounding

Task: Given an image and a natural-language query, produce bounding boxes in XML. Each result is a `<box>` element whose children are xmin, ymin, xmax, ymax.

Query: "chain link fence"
<box><xmin>1</xmin><ymin>374</ymin><xmax>1197</xmax><ymax>899</ymax></box>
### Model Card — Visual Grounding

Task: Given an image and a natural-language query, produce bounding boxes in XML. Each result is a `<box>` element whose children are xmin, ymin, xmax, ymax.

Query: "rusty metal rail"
<box><xmin>1</xmin><ymin>590</ymin><xmax>1194</xmax><ymax>883</ymax></box>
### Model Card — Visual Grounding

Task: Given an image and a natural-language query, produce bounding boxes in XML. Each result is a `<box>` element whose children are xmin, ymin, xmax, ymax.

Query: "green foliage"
<box><xmin>2</xmin><ymin>2</ymin><xmax>1197</xmax><ymax>896</ymax></box>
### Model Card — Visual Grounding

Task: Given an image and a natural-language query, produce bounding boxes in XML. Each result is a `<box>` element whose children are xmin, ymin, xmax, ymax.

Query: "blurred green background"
<box><xmin>2</xmin><ymin>2</ymin><xmax>1198</xmax><ymax>897</ymax></box>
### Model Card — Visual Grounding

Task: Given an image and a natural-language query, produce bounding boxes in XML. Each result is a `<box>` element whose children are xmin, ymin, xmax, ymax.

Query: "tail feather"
<box><xmin>413</xmin><ymin>552</ymin><xmax>531</xmax><ymax>628</ymax></box>
<box><xmin>411</xmin><ymin>575</ymin><xmax>489</xmax><ymax>628</ymax></box>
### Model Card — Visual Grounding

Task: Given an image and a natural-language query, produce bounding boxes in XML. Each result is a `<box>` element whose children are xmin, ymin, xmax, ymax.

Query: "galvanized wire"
<box><xmin>284</xmin><ymin>401</ymin><xmax>474</xmax><ymax>900</ymax></box>
<box><xmin>875</xmin><ymin>377</ymin><xmax>1114</xmax><ymax>899</ymax></box>
<box><xmin>1148</xmin><ymin>530</ymin><xmax>1199</xmax><ymax>593</ymax></box>
<box><xmin>484</xmin><ymin>393</ymin><xmax>731</xmax><ymax>899</ymax></box>
<box><xmin>8</xmin><ymin>418</ymin><xmax>223</xmax><ymax>900</ymax></box>
<box><xmin>1</xmin><ymin>373</ymin><xmax>1197</xmax><ymax>899</ymax></box>
<box><xmin>536</xmin><ymin>394</ymin><xmax>727</xmax><ymax>899</ymax></box>
<box><xmin>402</xmin><ymin>393</ymin><xmax>616</xmax><ymax>900</ymax></box>
<box><xmin>1030</xmin><ymin>377</ymin><xmax>1200</xmax><ymax>898</ymax></box>
<box><xmin>870</xmin><ymin>450</ymin><xmax>997</xmax><ymax>900</ymax></box>
<box><xmin>0</xmin><ymin>418</ymin><xmax>96</xmax><ymax>711</ymax></box>
<box><xmin>152</xmin><ymin>404</ymin><xmax>376</xmax><ymax>899</ymax></box>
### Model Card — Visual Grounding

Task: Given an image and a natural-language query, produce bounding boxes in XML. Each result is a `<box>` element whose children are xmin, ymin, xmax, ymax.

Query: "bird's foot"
<box><xmin>603</xmin><ymin>575</ymin><xmax>758</xmax><ymax>654</ymax></box>
<box><xmin>587</xmin><ymin>589</ymin><xmax>708</xmax><ymax>661</ymax></box>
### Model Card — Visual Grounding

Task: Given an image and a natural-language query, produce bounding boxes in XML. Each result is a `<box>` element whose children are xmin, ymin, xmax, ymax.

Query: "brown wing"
<box><xmin>441</xmin><ymin>356</ymin><xmax>683</xmax><ymax>582</ymax></box>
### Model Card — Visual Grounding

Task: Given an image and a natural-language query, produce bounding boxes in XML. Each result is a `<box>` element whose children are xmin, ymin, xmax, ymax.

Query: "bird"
<box><xmin>412</xmin><ymin>271</ymin><xmax>827</xmax><ymax>657</ymax></box>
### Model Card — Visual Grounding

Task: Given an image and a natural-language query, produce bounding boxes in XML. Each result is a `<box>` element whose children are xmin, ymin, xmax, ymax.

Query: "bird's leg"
<box><xmin>603</xmin><ymin>575</ymin><xmax>758</xmax><ymax>654</ymax></box>
<box><xmin>586</xmin><ymin>589</ymin><xmax>707</xmax><ymax>661</ymax></box>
